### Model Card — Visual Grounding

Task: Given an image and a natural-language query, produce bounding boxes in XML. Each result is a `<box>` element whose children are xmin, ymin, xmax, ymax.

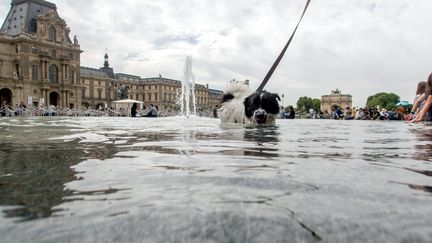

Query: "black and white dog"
<box><xmin>219</xmin><ymin>82</ymin><xmax>281</xmax><ymax>125</ymax></box>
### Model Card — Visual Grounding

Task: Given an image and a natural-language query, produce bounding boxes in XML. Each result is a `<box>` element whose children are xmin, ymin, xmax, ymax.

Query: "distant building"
<box><xmin>321</xmin><ymin>89</ymin><xmax>352</xmax><ymax>114</ymax></box>
<box><xmin>80</xmin><ymin>54</ymin><xmax>223</xmax><ymax>111</ymax></box>
<box><xmin>0</xmin><ymin>0</ymin><xmax>223</xmax><ymax>111</ymax></box>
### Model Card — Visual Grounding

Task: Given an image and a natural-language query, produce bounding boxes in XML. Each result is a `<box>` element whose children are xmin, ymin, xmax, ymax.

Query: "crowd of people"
<box><xmin>3</xmin><ymin>73</ymin><xmax>432</xmax><ymax>121</ymax></box>
<box><xmin>282</xmin><ymin>106</ymin><xmax>408</xmax><ymax>120</ymax></box>
<box><xmin>328</xmin><ymin>106</ymin><xmax>407</xmax><ymax>120</ymax></box>
<box><xmin>282</xmin><ymin>72</ymin><xmax>432</xmax><ymax>122</ymax></box>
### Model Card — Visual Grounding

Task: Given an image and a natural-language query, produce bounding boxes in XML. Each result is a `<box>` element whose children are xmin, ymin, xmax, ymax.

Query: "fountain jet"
<box><xmin>179</xmin><ymin>56</ymin><xmax>197</xmax><ymax>117</ymax></box>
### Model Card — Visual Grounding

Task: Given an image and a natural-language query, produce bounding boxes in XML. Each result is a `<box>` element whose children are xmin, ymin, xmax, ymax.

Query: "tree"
<box><xmin>312</xmin><ymin>98</ymin><xmax>321</xmax><ymax>112</ymax></box>
<box><xmin>366</xmin><ymin>93</ymin><xmax>400</xmax><ymax>110</ymax></box>
<box><xmin>296</xmin><ymin>96</ymin><xmax>320</xmax><ymax>112</ymax></box>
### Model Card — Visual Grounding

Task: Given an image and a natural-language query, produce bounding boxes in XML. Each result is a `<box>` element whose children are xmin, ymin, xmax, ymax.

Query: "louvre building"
<box><xmin>0</xmin><ymin>0</ymin><xmax>222</xmax><ymax>111</ymax></box>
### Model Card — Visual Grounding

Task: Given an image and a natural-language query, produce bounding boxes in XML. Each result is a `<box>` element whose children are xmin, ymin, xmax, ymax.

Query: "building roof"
<box><xmin>116</xmin><ymin>73</ymin><xmax>141</xmax><ymax>81</ymax></box>
<box><xmin>141</xmin><ymin>77</ymin><xmax>181</xmax><ymax>85</ymax></box>
<box><xmin>80</xmin><ymin>66</ymin><xmax>107</xmax><ymax>78</ymax></box>
<box><xmin>209</xmin><ymin>89</ymin><xmax>223</xmax><ymax>94</ymax></box>
<box><xmin>1</xmin><ymin>0</ymin><xmax>57</xmax><ymax>36</ymax></box>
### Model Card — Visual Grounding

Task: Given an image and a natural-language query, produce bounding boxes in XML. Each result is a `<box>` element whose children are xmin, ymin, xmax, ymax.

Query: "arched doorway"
<box><xmin>0</xmin><ymin>88</ymin><xmax>13</xmax><ymax>106</ymax></box>
<box><xmin>95</xmin><ymin>103</ymin><xmax>105</xmax><ymax>110</ymax></box>
<box><xmin>49</xmin><ymin>92</ymin><xmax>60</xmax><ymax>107</ymax></box>
<box><xmin>81</xmin><ymin>102</ymin><xmax>90</xmax><ymax>108</ymax></box>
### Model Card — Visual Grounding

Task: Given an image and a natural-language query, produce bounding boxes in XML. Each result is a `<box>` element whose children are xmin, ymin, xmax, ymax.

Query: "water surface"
<box><xmin>0</xmin><ymin>117</ymin><xmax>432</xmax><ymax>242</ymax></box>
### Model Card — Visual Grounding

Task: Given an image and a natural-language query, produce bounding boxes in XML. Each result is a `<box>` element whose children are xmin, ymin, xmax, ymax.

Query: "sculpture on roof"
<box><xmin>73</xmin><ymin>35</ymin><xmax>79</xmax><ymax>46</ymax></box>
<box><xmin>116</xmin><ymin>84</ymin><xmax>129</xmax><ymax>100</ymax></box>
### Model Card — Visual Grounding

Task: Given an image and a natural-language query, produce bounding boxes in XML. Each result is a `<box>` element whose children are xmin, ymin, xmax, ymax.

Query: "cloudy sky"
<box><xmin>1</xmin><ymin>0</ymin><xmax>431</xmax><ymax>107</ymax></box>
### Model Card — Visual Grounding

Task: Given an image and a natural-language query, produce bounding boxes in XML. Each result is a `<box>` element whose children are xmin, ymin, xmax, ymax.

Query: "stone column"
<box><xmin>42</xmin><ymin>89</ymin><xmax>46</xmax><ymax>105</ymax></box>
<box><xmin>44</xmin><ymin>61</ymin><xmax>48</xmax><ymax>80</ymax></box>
<box><xmin>65</xmin><ymin>65</ymin><xmax>68</xmax><ymax>82</ymax></box>
<box><xmin>41</xmin><ymin>61</ymin><xmax>45</xmax><ymax>80</ymax></box>
<box><xmin>60</xmin><ymin>91</ymin><xmax>63</xmax><ymax>107</ymax></box>
<box><xmin>46</xmin><ymin>61</ymin><xmax>49</xmax><ymax>81</ymax></box>
<box><xmin>61</xmin><ymin>65</ymin><xmax>65</xmax><ymax>82</ymax></box>
<box><xmin>65</xmin><ymin>91</ymin><xmax>68</xmax><ymax>107</ymax></box>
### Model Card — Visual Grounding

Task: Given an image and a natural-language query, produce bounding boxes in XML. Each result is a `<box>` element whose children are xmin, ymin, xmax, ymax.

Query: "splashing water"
<box><xmin>180</xmin><ymin>56</ymin><xmax>197</xmax><ymax>117</ymax></box>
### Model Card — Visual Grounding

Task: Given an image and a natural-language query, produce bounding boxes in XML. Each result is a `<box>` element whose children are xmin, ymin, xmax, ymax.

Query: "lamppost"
<box><xmin>281</xmin><ymin>94</ymin><xmax>285</xmax><ymax>108</ymax></box>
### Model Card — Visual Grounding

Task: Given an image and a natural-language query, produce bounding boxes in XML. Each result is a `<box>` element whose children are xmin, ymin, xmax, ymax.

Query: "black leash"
<box><xmin>257</xmin><ymin>0</ymin><xmax>311</xmax><ymax>92</ymax></box>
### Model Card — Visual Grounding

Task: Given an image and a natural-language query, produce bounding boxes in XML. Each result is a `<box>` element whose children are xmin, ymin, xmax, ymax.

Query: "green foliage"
<box><xmin>312</xmin><ymin>99</ymin><xmax>321</xmax><ymax>112</ymax></box>
<box><xmin>296</xmin><ymin>97</ymin><xmax>321</xmax><ymax>112</ymax></box>
<box><xmin>366</xmin><ymin>93</ymin><xmax>400</xmax><ymax>110</ymax></box>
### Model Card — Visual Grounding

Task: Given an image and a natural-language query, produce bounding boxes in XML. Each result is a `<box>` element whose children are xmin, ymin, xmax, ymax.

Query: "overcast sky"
<box><xmin>1</xmin><ymin>0</ymin><xmax>431</xmax><ymax>107</ymax></box>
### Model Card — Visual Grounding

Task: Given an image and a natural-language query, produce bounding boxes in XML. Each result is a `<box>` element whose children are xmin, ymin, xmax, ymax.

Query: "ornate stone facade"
<box><xmin>0</xmin><ymin>0</ymin><xmax>82</xmax><ymax>108</ymax></box>
<box><xmin>321</xmin><ymin>89</ymin><xmax>353</xmax><ymax>114</ymax></box>
<box><xmin>0</xmin><ymin>0</ymin><xmax>223</xmax><ymax>111</ymax></box>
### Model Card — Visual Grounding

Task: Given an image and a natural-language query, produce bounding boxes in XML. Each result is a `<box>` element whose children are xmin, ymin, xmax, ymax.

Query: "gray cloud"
<box><xmin>1</xmin><ymin>0</ymin><xmax>431</xmax><ymax>107</ymax></box>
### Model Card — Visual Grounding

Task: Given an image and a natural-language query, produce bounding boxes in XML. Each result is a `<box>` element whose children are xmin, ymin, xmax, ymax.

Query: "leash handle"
<box><xmin>257</xmin><ymin>0</ymin><xmax>311</xmax><ymax>92</ymax></box>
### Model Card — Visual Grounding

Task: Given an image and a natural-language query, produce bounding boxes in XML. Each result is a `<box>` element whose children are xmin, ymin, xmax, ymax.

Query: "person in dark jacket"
<box><xmin>131</xmin><ymin>103</ymin><xmax>138</xmax><ymax>117</ymax></box>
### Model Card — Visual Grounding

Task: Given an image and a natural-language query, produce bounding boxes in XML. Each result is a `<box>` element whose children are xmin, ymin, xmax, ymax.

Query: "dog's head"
<box><xmin>244</xmin><ymin>91</ymin><xmax>281</xmax><ymax>125</ymax></box>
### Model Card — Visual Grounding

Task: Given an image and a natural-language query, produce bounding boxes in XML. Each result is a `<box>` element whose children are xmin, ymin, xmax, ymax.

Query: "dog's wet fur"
<box><xmin>219</xmin><ymin>83</ymin><xmax>281</xmax><ymax>125</ymax></box>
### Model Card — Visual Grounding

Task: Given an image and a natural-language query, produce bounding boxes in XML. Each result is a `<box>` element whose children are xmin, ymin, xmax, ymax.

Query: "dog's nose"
<box><xmin>256</xmin><ymin>112</ymin><xmax>267</xmax><ymax>119</ymax></box>
<box><xmin>255</xmin><ymin>110</ymin><xmax>267</xmax><ymax>123</ymax></box>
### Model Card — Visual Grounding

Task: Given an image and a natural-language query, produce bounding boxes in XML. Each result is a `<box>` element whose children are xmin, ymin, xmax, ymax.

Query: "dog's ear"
<box><xmin>243</xmin><ymin>95</ymin><xmax>255</xmax><ymax>118</ymax></box>
<box><xmin>221</xmin><ymin>93</ymin><xmax>234</xmax><ymax>103</ymax></box>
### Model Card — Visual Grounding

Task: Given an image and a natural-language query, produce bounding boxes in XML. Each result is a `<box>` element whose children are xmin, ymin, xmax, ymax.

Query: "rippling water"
<box><xmin>1</xmin><ymin>117</ymin><xmax>432</xmax><ymax>242</ymax></box>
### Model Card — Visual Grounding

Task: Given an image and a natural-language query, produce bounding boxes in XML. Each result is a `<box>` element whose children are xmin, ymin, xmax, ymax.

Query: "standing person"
<box><xmin>1</xmin><ymin>101</ymin><xmax>8</xmax><ymax>116</ymax></box>
<box><xmin>131</xmin><ymin>103</ymin><xmax>138</xmax><ymax>117</ymax></box>
<box><xmin>287</xmin><ymin>106</ymin><xmax>295</xmax><ymax>119</ymax></box>
<box><xmin>213</xmin><ymin>105</ymin><xmax>219</xmax><ymax>118</ymax></box>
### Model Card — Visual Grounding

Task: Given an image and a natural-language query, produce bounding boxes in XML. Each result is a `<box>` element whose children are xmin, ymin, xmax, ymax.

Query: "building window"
<box><xmin>29</xmin><ymin>18</ymin><xmax>37</xmax><ymax>33</ymax></box>
<box><xmin>49</xmin><ymin>64</ymin><xmax>58</xmax><ymax>83</ymax></box>
<box><xmin>98</xmin><ymin>90</ymin><xmax>102</xmax><ymax>99</ymax></box>
<box><xmin>69</xmin><ymin>70</ymin><xmax>74</xmax><ymax>83</ymax></box>
<box><xmin>31</xmin><ymin>46</ymin><xmax>37</xmax><ymax>54</ymax></box>
<box><xmin>15</xmin><ymin>45</ymin><xmax>19</xmax><ymax>53</ymax></box>
<box><xmin>31</xmin><ymin>64</ymin><xmax>38</xmax><ymax>81</ymax></box>
<box><xmin>48</xmin><ymin>26</ymin><xmax>56</xmax><ymax>41</ymax></box>
<box><xmin>52</xmin><ymin>50</ymin><xmax>56</xmax><ymax>57</ymax></box>
<box><xmin>14</xmin><ymin>64</ymin><xmax>19</xmax><ymax>78</ymax></box>
<box><xmin>154</xmin><ymin>93</ymin><xmax>158</xmax><ymax>101</ymax></box>
<box><xmin>82</xmin><ymin>88</ymin><xmax>86</xmax><ymax>98</ymax></box>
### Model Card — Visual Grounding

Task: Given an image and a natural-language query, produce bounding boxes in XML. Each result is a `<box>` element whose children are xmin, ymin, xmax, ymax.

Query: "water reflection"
<box><xmin>0</xmin><ymin>140</ymin><xmax>84</xmax><ymax>220</ymax></box>
<box><xmin>2</xmin><ymin>118</ymin><xmax>432</xmax><ymax>242</ymax></box>
<box><xmin>411</xmin><ymin>127</ymin><xmax>432</xmax><ymax>162</ymax></box>
<box><xmin>0</xmin><ymin>124</ymin><xmax>122</xmax><ymax>221</ymax></box>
